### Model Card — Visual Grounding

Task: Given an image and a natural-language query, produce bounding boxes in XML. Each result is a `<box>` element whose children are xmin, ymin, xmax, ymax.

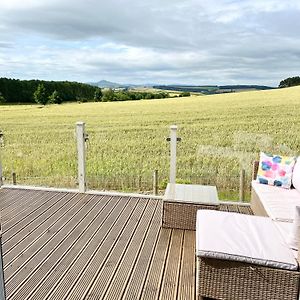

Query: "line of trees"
<box><xmin>0</xmin><ymin>78</ymin><xmax>177</xmax><ymax>105</ymax></box>
<box><xmin>279</xmin><ymin>76</ymin><xmax>300</xmax><ymax>88</ymax></box>
<box><xmin>101</xmin><ymin>89</ymin><xmax>170</xmax><ymax>102</ymax></box>
<box><xmin>0</xmin><ymin>78</ymin><xmax>98</xmax><ymax>104</ymax></box>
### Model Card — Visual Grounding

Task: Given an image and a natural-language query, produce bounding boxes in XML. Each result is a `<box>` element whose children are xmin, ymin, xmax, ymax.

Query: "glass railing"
<box><xmin>1</xmin><ymin>124</ymin><xmax>77</xmax><ymax>189</ymax></box>
<box><xmin>1</xmin><ymin>122</ymin><xmax>297</xmax><ymax>202</ymax></box>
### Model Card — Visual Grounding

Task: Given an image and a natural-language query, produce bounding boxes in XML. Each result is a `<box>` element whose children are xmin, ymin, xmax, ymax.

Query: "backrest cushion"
<box><xmin>256</xmin><ymin>152</ymin><xmax>296</xmax><ymax>189</ymax></box>
<box><xmin>292</xmin><ymin>157</ymin><xmax>300</xmax><ymax>191</ymax></box>
<box><xmin>287</xmin><ymin>206</ymin><xmax>300</xmax><ymax>250</ymax></box>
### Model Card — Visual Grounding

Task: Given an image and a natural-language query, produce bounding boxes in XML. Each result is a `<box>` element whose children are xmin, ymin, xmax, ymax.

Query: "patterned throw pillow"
<box><xmin>256</xmin><ymin>152</ymin><xmax>296</xmax><ymax>189</ymax></box>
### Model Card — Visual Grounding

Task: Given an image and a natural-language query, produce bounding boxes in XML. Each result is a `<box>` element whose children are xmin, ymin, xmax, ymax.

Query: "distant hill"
<box><xmin>88</xmin><ymin>81</ymin><xmax>275</xmax><ymax>94</ymax></box>
<box><xmin>88</xmin><ymin>80</ymin><xmax>123</xmax><ymax>88</ymax></box>
<box><xmin>153</xmin><ymin>84</ymin><xmax>275</xmax><ymax>94</ymax></box>
<box><xmin>88</xmin><ymin>80</ymin><xmax>157</xmax><ymax>89</ymax></box>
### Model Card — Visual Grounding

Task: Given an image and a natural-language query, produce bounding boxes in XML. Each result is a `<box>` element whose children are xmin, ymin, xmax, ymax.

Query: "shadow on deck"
<box><xmin>0</xmin><ymin>187</ymin><xmax>252</xmax><ymax>300</ymax></box>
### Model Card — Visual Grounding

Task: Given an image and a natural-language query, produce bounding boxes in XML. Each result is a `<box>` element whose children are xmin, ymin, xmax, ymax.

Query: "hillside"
<box><xmin>154</xmin><ymin>84</ymin><xmax>274</xmax><ymax>94</ymax></box>
<box><xmin>88</xmin><ymin>80</ymin><xmax>123</xmax><ymax>88</ymax></box>
<box><xmin>1</xmin><ymin>86</ymin><xmax>300</xmax><ymax>199</ymax></box>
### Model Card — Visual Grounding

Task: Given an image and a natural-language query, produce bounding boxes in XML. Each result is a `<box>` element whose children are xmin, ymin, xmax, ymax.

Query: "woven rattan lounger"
<box><xmin>196</xmin><ymin>210</ymin><xmax>300</xmax><ymax>300</ymax></box>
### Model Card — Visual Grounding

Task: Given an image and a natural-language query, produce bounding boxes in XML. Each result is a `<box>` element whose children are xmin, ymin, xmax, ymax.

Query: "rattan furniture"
<box><xmin>251</xmin><ymin>160</ymin><xmax>269</xmax><ymax>216</ymax></box>
<box><xmin>196</xmin><ymin>210</ymin><xmax>300</xmax><ymax>300</ymax></box>
<box><xmin>197</xmin><ymin>257</ymin><xmax>300</xmax><ymax>300</ymax></box>
<box><xmin>162</xmin><ymin>183</ymin><xmax>219</xmax><ymax>230</ymax></box>
<box><xmin>251</xmin><ymin>159</ymin><xmax>300</xmax><ymax>220</ymax></box>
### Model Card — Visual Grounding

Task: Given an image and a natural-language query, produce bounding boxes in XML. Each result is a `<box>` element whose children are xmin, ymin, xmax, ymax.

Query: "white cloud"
<box><xmin>0</xmin><ymin>0</ymin><xmax>299</xmax><ymax>85</ymax></box>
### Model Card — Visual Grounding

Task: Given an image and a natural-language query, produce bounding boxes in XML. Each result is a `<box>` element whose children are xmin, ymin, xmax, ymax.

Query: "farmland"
<box><xmin>1</xmin><ymin>86</ymin><xmax>300</xmax><ymax>200</ymax></box>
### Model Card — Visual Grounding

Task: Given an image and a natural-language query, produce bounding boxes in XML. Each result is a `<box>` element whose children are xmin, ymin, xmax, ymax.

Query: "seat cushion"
<box><xmin>292</xmin><ymin>158</ymin><xmax>300</xmax><ymax>191</ymax></box>
<box><xmin>252</xmin><ymin>180</ymin><xmax>300</xmax><ymax>222</ymax></box>
<box><xmin>274</xmin><ymin>220</ymin><xmax>298</xmax><ymax>258</ymax></box>
<box><xmin>196</xmin><ymin>210</ymin><xmax>298</xmax><ymax>270</ymax></box>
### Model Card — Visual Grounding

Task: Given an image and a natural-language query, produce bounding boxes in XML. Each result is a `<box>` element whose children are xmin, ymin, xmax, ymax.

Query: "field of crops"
<box><xmin>1</xmin><ymin>86</ymin><xmax>300</xmax><ymax>200</ymax></box>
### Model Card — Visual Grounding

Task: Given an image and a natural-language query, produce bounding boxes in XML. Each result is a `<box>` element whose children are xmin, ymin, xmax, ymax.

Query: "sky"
<box><xmin>0</xmin><ymin>0</ymin><xmax>300</xmax><ymax>86</ymax></box>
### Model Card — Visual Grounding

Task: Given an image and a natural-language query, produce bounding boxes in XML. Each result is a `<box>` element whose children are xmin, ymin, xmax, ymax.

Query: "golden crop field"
<box><xmin>1</xmin><ymin>86</ymin><xmax>300</xmax><ymax>200</ymax></box>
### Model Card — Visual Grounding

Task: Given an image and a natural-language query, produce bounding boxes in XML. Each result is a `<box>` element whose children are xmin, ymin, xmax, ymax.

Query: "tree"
<box><xmin>181</xmin><ymin>92</ymin><xmax>191</xmax><ymax>97</ymax></box>
<box><xmin>93</xmin><ymin>88</ymin><xmax>102</xmax><ymax>102</ymax></box>
<box><xmin>279</xmin><ymin>76</ymin><xmax>300</xmax><ymax>88</ymax></box>
<box><xmin>48</xmin><ymin>90</ymin><xmax>62</xmax><ymax>104</ymax></box>
<box><xmin>102</xmin><ymin>89</ymin><xmax>115</xmax><ymax>102</ymax></box>
<box><xmin>0</xmin><ymin>92</ymin><xmax>5</xmax><ymax>104</ymax></box>
<box><xmin>33</xmin><ymin>84</ymin><xmax>48</xmax><ymax>105</ymax></box>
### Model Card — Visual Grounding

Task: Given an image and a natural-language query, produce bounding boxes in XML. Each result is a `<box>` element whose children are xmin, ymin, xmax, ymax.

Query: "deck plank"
<box><xmin>3</xmin><ymin>191</ymin><xmax>69</xmax><ymax>243</ymax></box>
<box><xmin>159</xmin><ymin>229</ymin><xmax>184</xmax><ymax>300</ymax></box>
<box><xmin>5</xmin><ymin>193</ymin><xmax>102</xmax><ymax>297</ymax></box>
<box><xmin>3</xmin><ymin>193</ymin><xmax>89</xmax><ymax>269</ymax></box>
<box><xmin>27</xmin><ymin>195</ymin><xmax>130</xmax><ymax>300</ymax></box>
<box><xmin>140</xmin><ymin>228</ymin><xmax>172</xmax><ymax>300</ymax></box>
<box><xmin>1</xmin><ymin>189</ymin><xmax>46</xmax><ymax>219</ymax></box>
<box><xmin>122</xmin><ymin>203</ymin><xmax>162</xmax><ymax>300</ymax></box>
<box><xmin>46</xmin><ymin>196</ymin><xmax>139</xmax><ymax>300</ymax></box>
<box><xmin>0</xmin><ymin>188</ymin><xmax>27</xmax><ymax>209</ymax></box>
<box><xmin>3</xmin><ymin>193</ymin><xmax>82</xmax><ymax>262</ymax></box>
<box><xmin>178</xmin><ymin>230</ymin><xmax>195</xmax><ymax>300</ymax></box>
<box><xmin>66</xmin><ymin>197</ymin><xmax>149</xmax><ymax>300</ymax></box>
<box><xmin>79</xmin><ymin>198</ymin><xmax>156</xmax><ymax>300</ymax></box>
<box><xmin>7</xmin><ymin>194</ymin><xmax>116</xmax><ymax>300</ymax></box>
<box><xmin>103</xmin><ymin>200</ymin><xmax>160</xmax><ymax>300</ymax></box>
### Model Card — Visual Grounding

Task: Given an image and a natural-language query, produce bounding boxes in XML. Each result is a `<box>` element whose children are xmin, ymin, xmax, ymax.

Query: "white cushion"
<box><xmin>252</xmin><ymin>180</ymin><xmax>300</xmax><ymax>222</ymax></box>
<box><xmin>273</xmin><ymin>221</ymin><xmax>298</xmax><ymax>258</ymax></box>
<box><xmin>196</xmin><ymin>210</ymin><xmax>298</xmax><ymax>270</ymax></box>
<box><xmin>292</xmin><ymin>158</ymin><xmax>300</xmax><ymax>191</ymax></box>
<box><xmin>287</xmin><ymin>206</ymin><xmax>300</xmax><ymax>250</ymax></box>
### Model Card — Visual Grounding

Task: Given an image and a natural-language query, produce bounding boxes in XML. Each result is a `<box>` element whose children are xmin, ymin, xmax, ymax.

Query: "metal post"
<box><xmin>169</xmin><ymin>125</ymin><xmax>178</xmax><ymax>184</ymax></box>
<box><xmin>0</xmin><ymin>131</ymin><xmax>3</xmax><ymax>188</ymax></box>
<box><xmin>239</xmin><ymin>169</ymin><xmax>245</xmax><ymax>202</ymax></box>
<box><xmin>153</xmin><ymin>170</ymin><xmax>158</xmax><ymax>195</ymax></box>
<box><xmin>76</xmin><ymin>122</ymin><xmax>87</xmax><ymax>193</ymax></box>
<box><xmin>0</xmin><ymin>225</ymin><xmax>6</xmax><ymax>300</ymax></box>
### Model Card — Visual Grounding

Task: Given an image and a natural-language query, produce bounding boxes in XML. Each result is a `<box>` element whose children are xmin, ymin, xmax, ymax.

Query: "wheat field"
<box><xmin>1</xmin><ymin>86</ymin><xmax>300</xmax><ymax>200</ymax></box>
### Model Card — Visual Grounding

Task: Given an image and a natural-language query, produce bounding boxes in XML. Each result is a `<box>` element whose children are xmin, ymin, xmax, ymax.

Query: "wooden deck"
<box><xmin>0</xmin><ymin>187</ymin><xmax>252</xmax><ymax>300</ymax></box>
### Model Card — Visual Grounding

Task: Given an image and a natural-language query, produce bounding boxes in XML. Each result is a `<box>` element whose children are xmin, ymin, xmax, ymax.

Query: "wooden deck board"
<box><xmin>159</xmin><ymin>229</ymin><xmax>184</xmax><ymax>300</ymax></box>
<box><xmin>3</xmin><ymin>193</ymin><xmax>82</xmax><ymax>264</ymax></box>
<box><xmin>46</xmin><ymin>196</ymin><xmax>138</xmax><ymax>300</ymax></box>
<box><xmin>28</xmin><ymin>196</ymin><xmax>125</xmax><ymax>300</ymax></box>
<box><xmin>178</xmin><ymin>230</ymin><xmax>195</xmax><ymax>300</ymax></box>
<box><xmin>1</xmin><ymin>190</ymin><xmax>46</xmax><ymax>219</ymax></box>
<box><xmin>3</xmin><ymin>192</ymin><xmax>70</xmax><ymax>245</ymax></box>
<box><xmin>2</xmin><ymin>193</ymin><xmax>76</xmax><ymax>255</ymax></box>
<box><xmin>7</xmin><ymin>194</ymin><xmax>106</xmax><ymax>299</ymax></box>
<box><xmin>66</xmin><ymin>197</ymin><xmax>148</xmax><ymax>300</ymax></box>
<box><xmin>102</xmin><ymin>200</ymin><xmax>160</xmax><ymax>300</ymax></box>
<box><xmin>4</xmin><ymin>193</ymin><xmax>95</xmax><ymax>283</ymax></box>
<box><xmin>80</xmin><ymin>198</ymin><xmax>155</xmax><ymax>300</ymax></box>
<box><xmin>0</xmin><ymin>189</ymin><xmax>27</xmax><ymax>209</ymax></box>
<box><xmin>121</xmin><ymin>204</ymin><xmax>162</xmax><ymax>300</ymax></box>
<box><xmin>0</xmin><ymin>187</ymin><xmax>253</xmax><ymax>300</ymax></box>
<box><xmin>140</xmin><ymin>228</ymin><xmax>172</xmax><ymax>300</ymax></box>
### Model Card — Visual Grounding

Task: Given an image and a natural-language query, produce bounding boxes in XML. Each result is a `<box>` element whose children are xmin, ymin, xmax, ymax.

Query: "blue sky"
<box><xmin>0</xmin><ymin>0</ymin><xmax>300</xmax><ymax>86</ymax></box>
